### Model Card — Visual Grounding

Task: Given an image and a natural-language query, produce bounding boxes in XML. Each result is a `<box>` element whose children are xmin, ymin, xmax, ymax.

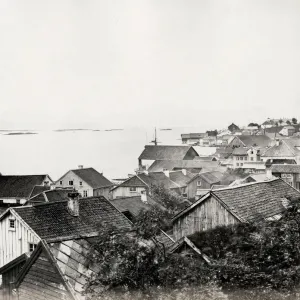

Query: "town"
<box><xmin>0</xmin><ymin>117</ymin><xmax>300</xmax><ymax>299</ymax></box>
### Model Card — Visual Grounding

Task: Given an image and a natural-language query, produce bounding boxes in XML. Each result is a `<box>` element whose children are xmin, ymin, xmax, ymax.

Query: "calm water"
<box><xmin>0</xmin><ymin>127</ymin><xmax>216</xmax><ymax>181</ymax></box>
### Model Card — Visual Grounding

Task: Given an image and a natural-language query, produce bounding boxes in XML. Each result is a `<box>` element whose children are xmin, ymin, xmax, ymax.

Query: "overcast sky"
<box><xmin>1</xmin><ymin>0</ymin><xmax>300</xmax><ymax>130</ymax></box>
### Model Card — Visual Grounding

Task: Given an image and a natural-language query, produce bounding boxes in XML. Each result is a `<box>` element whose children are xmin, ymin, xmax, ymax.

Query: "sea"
<box><xmin>0</xmin><ymin>127</ymin><xmax>216</xmax><ymax>181</ymax></box>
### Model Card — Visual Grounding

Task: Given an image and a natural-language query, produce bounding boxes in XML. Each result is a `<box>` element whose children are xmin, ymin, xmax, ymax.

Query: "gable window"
<box><xmin>69</xmin><ymin>181</ymin><xmax>74</xmax><ymax>186</ymax></box>
<box><xmin>79</xmin><ymin>181</ymin><xmax>83</xmax><ymax>186</ymax></box>
<box><xmin>83</xmin><ymin>190</ymin><xmax>88</xmax><ymax>197</ymax></box>
<box><xmin>60</xmin><ymin>181</ymin><xmax>63</xmax><ymax>185</ymax></box>
<box><xmin>197</xmin><ymin>181</ymin><xmax>201</xmax><ymax>187</ymax></box>
<box><xmin>44</xmin><ymin>181</ymin><xmax>49</xmax><ymax>186</ymax></box>
<box><xmin>129</xmin><ymin>187</ymin><xmax>137</xmax><ymax>192</ymax></box>
<box><xmin>29</xmin><ymin>243</ymin><xmax>37</xmax><ymax>252</ymax></box>
<box><xmin>9</xmin><ymin>219</ymin><xmax>15</xmax><ymax>229</ymax></box>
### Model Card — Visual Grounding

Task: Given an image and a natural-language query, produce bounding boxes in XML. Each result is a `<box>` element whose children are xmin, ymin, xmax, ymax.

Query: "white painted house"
<box><xmin>55</xmin><ymin>167</ymin><xmax>113</xmax><ymax>199</ymax></box>
<box><xmin>0</xmin><ymin>194</ymin><xmax>131</xmax><ymax>268</ymax></box>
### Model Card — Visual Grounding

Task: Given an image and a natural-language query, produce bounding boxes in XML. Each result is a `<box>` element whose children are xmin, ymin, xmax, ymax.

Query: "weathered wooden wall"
<box><xmin>112</xmin><ymin>186</ymin><xmax>146</xmax><ymax>199</ymax></box>
<box><xmin>17</xmin><ymin>251</ymin><xmax>71</xmax><ymax>300</ymax></box>
<box><xmin>173</xmin><ymin>195</ymin><xmax>239</xmax><ymax>240</ymax></box>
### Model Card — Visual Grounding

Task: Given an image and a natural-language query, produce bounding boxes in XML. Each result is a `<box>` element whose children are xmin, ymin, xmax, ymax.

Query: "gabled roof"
<box><xmin>234</xmin><ymin>135</ymin><xmax>271</xmax><ymax>148</ymax></box>
<box><xmin>29</xmin><ymin>185</ymin><xmax>51</xmax><ymax>199</ymax></box>
<box><xmin>188</xmin><ymin>171</ymin><xmax>223</xmax><ymax>185</ymax></box>
<box><xmin>228</xmin><ymin>123</ymin><xmax>240</xmax><ymax>132</ymax></box>
<box><xmin>70</xmin><ymin>167</ymin><xmax>113</xmax><ymax>189</ymax></box>
<box><xmin>181</xmin><ymin>133</ymin><xmax>207</xmax><ymax>139</ymax></box>
<box><xmin>28</xmin><ymin>188</ymin><xmax>75</xmax><ymax>204</ymax></box>
<box><xmin>271</xmin><ymin>164</ymin><xmax>300</xmax><ymax>174</ymax></box>
<box><xmin>148</xmin><ymin>160</ymin><xmax>224</xmax><ymax>173</ymax></box>
<box><xmin>262</xmin><ymin>140</ymin><xmax>298</xmax><ymax>157</ymax></box>
<box><xmin>0</xmin><ymin>175</ymin><xmax>50</xmax><ymax>198</ymax></box>
<box><xmin>139</xmin><ymin>145</ymin><xmax>198</xmax><ymax>160</ymax></box>
<box><xmin>11</xmin><ymin>197</ymin><xmax>132</xmax><ymax>242</ymax></box>
<box><xmin>232</xmin><ymin>147</ymin><xmax>249</xmax><ymax>155</ymax></box>
<box><xmin>138</xmin><ymin>172</ymin><xmax>180</xmax><ymax>189</ymax></box>
<box><xmin>110</xmin><ymin>195</ymin><xmax>164</xmax><ymax>217</ymax></box>
<box><xmin>173</xmin><ymin>179</ymin><xmax>300</xmax><ymax>223</ymax></box>
<box><xmin>169</xmin><ymin>171</ymin><xmax>194</xmax><ymax>187</ymax></box>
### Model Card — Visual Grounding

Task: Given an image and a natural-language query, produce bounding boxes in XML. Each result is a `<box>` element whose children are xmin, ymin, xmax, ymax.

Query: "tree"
<box><xmin>149</xmin><ymin>184</ymin><xmax>188</xmax><ymax>215</ymax></box>
<box><xmin>84</xmin><ymin>212</ymin><xmax>217</xmax><ymax>300</ymax></box>
<box><xmin>292</xmin><ymin>118</ymin><xmax>298</xmax><ymax>125</ymax></box>
<box><xmin>279</xmin><ymin>119</ymin><xmax>283</xmax><ymax>124</ymax></box>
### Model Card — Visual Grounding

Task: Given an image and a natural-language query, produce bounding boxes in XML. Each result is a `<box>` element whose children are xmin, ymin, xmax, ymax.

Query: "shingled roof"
<box><xmin>0</xmin><ymin>175</ymin><xmax>50</xmax><ymax>198</ymax></box>
<box><xmin>110</xmin><ymin>195</ymin><xmax>164</xmax><ymax>217</ymax></box>
<box><xmin>174</xmin><ymin>179</ymin><xmax>300</xmax><ymax>223</ymax></box>
<box><xmin>271</xmin><ymin>164</ymin><xmax>300</xmax><ymax>174</ymax></box>
<box><xmin>139</xmin><ymin>145</ymin><xmax>198</xmax><ymax>160</ymax></box>
<box><xmin>148</xmin><ymin>160</ymin><xmax>224</xmax><ymax>173</ymax></box>
<box><xmin>12</xmin><ymin>197</ymin><xmax>132</xmax><ymax>242</ymax></box>
<box><xmin>70</xmin><ymin>167</ymin><xmax>113</xmax><ymax>189</ymax></box>
<box><xmin>234</xmin><ymin>135</ymin><xmax>271</xmax><ymax>148</ymax></box>
<box><xmin>28</xmin><ymin>188</ymin><xmax>75</xmax><ymax>204</ymax></box>
<box><xmin>262</xmin><ymin>140</ymin><xmax>298</xmax><ymax>157</ymax></box>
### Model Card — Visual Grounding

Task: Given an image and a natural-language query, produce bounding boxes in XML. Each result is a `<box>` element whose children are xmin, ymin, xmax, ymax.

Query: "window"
<box><xmin>129</xmin><ymin>187</ymin><xmax>137</xmax><ymax>192</ymax></box>
<box><xmin>251</xmin><ymin>157</ymin><xmax>254</xmax><ymax>161</ymax></box>
<box><xmin>197</xmin><ymin>181</ymin><xmax>201</xmax><ymax>187</ymax></box>
<box><xmin>83</xmin><ymin>190</ymin><xmax>88</xmax><ymax>197</ymax></box>
<box><xmin>29</xmin><ymin>243</ymin><xmax>37</xmax><ymax>252</ymax></box>
<box><xmin>240</xmin><ymin>163</ymin><xmax>243</xmax><ymax>166</ymax></box>
<box><xmin>60</xmin><ymin>181</ymin><xmax>63</xmax><ymax>185</ymax></box>
<box><xmin>237</xmin><ymin>163</ymin><xmax>239</xmax><ymax>167</ymax></box>
<box><xmin>9</xmin><ymin>219</ymin><xmax>15</xmax><ymax>229</ymax></box>
<box><xmin>79</xmin><ymin>181</ymin><xmax>83</xmax><ymax>186</ymax></box>
<box><xmin>44</xmin><ymin>181</ymin><xmax>49</xmax><ymax>186</ymax></box>
<box><xmin>236</xmin><ymin>157</ymin><xmax>239</xmax><ymax>161</ymax></box>
<box><xmin>69</xmin><ymin>181</ymin><xmax>74</xmax><ymax>186</ymax></box>
<box><xmin>245</xmin><ymin>157</ymin><xmax>248</xmax><ymax>161</ymax></box>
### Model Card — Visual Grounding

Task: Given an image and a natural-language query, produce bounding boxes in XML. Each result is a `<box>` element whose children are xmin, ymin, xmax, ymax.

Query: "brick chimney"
<box><xmin>67</xmin><ymin>192</ymin><xmax>80</xmax><ymax>217</ymax></box>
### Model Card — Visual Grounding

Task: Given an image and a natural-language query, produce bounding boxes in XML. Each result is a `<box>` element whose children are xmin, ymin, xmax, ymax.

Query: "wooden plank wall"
<box><xmin>173</xmin><ymin>196</ymin><xmax>239</xmax><ymax>240</ymax></box>
<box><xmin>18</xmin><ymin>251</ymin><xmax>71</xmax><ymax>300</ymax></box>
<box><xmin>0</xmin><ymin>213</ymin><xmax>39</xmax><ymax>268</ymax></box>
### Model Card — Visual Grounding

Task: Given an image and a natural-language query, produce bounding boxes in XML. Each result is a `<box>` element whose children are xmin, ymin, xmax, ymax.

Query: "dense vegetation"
<box><xmin>84</xmin><ymin>197</ymin><xmax>300</xmax><ymax>300</ymax></box>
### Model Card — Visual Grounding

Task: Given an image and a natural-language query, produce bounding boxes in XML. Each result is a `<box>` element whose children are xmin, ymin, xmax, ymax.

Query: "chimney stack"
<box><xmin>67</xmin><ymin>192</ymin><xmax>80</xmax><ymax>217</ymax></box>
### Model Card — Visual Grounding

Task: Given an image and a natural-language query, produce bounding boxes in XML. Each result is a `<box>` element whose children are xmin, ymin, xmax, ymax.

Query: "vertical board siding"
<box><xmin>18</xmin><ymin>250</ymin><xmax>71</xmax><ymax>300</ymax></box>
<box><xmin>173</xmin><ymin>196</ymin><xmax>239</xmax><ymax>240</ymax></box>
<box><xmin>0</xmin><ymin>213</ymin><xmax>40</xmax><ymax>268</ymax></box>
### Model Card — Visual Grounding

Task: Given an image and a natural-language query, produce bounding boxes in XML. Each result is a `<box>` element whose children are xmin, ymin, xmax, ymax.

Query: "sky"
<box><xmin>1</xmin><ymin>0</ymin><xmax>300</xmax><ymax>130</ymax></box>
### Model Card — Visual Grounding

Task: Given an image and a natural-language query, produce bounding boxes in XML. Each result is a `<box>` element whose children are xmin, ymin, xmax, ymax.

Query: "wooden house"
<box><xmin>110</xmin><ymin>170</ymin><xmax>194</xmax><ymax>199</ymax></box>
<box><xmin>172</xmin><ymin>178</ymin><xmax>300</xmax><ymax>240</ymax></box>
<box><xmin>186</xmin><ymin>171</ymin><xmax>224</xmax><ymax>200</ymax></box>
<box><xmin>228</xmin><ymin>135</ymin><xmax>271</xmax><ymax>149</ymax></box>
<box><xmin>147</xmin><ymin>160</ymin><xmax>225</xmax><ymax>174</ymax></box>
<box><xmin>270</xmin><ymin>164</ymin><xmax>300</xmax><ymax>190</ymax></box>
<box><xmin>0</xmin><ymin>175</ymin><xmax>53</xmax><ymax>214</ymax></box>
<box><xmin>55</xmin><ymin>167</ymin><xmax>113</xmax><ymax>199</ymax></box>
<box><xmin>261</xmin><ymin>139</ymin><xmax>300</xmax><ymax>165</ymax></box>
<box><xmin>138</xmin><ymin>145</ymin><xmax>199</xmax><ymax>171</ymax></box>
<box><xmin>0</xmin><ymin>193</ymin><xmax>132</xmax><ymax>268</ymax></box>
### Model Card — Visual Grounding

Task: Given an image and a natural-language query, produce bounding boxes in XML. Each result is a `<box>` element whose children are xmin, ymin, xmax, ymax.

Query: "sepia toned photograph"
<box><xmin>0</xmin><ymin>1</ymin><xmax>300</xmax><ymax>299</ymax></box>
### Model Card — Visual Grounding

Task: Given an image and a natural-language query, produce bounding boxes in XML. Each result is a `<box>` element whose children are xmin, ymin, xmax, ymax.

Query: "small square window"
<box><xmin>79</xmin><ymin>181</ymin><xmax>83</xmax><ymax>186</ymax></box>
<box><xmin>129</xmin><ymin>187</ymin><xmax>137</xmax><ymax>192</ymax></box>
<box><xmin>29</xmin><ymin>243</ymin><xmax>37</xmax><ymax>252</ymax></box>
<box><xmin>69</xmin><ymin>181</ymin><xmax>74</xmax><ymax>186</ymax></box>
<box><xmin>9</xmin><ymin>219</ymin><xmax>15</xmax><ymax>229</ymax></box>
<box><xmin>60</xmin><ymin>181</ymin><xmax>63</xmax><ymax>185</ymax></box>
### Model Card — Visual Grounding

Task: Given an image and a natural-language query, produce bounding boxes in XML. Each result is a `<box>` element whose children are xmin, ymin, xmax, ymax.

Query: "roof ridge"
<box><xmin>211</xmin><ymin>178</ymin><xmax>280</xmax><ymax>191</ymax></box>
